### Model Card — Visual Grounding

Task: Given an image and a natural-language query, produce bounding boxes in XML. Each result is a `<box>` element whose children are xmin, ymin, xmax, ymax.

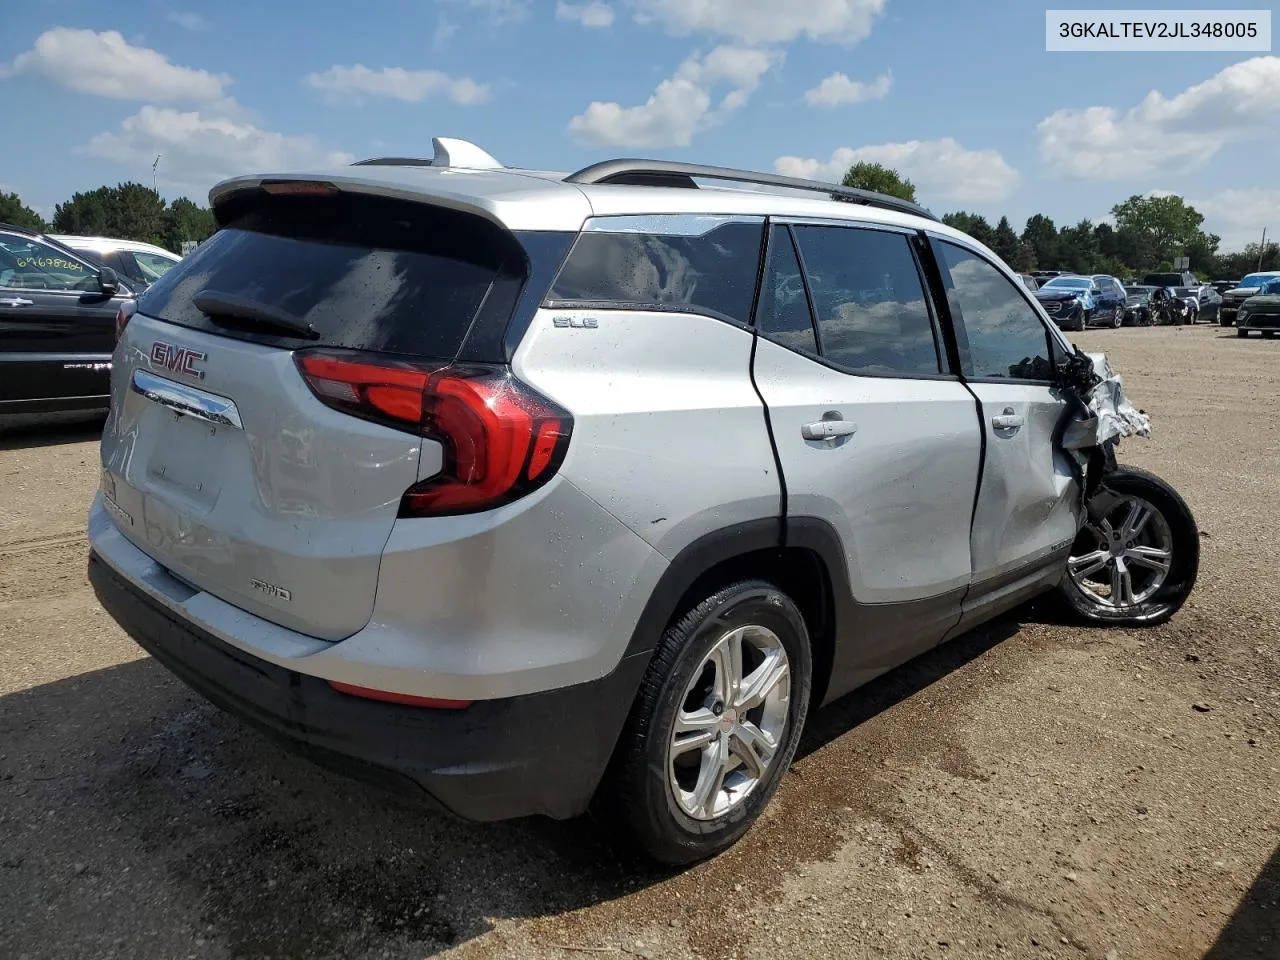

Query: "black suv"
<box><xmin>0</xmin><ymin>223</ymin><xmax>133</xmax><ymax>417</ymax></box>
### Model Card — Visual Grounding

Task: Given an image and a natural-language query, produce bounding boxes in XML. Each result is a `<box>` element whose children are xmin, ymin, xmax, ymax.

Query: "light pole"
<box><xmin>1259</xmin><ymin>226</ymin><xmax>1268</xmax><ymax>272</ymax></box>
<box><xmin>152</xmin><ymin>155</ymin><xmax>162</xmax><ymax>195</ymax></box>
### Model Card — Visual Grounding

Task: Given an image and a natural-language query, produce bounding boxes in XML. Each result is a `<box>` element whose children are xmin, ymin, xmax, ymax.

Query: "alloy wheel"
<box><xmin>1067</xmin><ymin>494</ymin><xmax>1174</xmax><ymax>610</ymax></box>
<box><xmin>666</xmin><ymin>625</ymin><xmax>791</xmax><ymax>820</ymax></box>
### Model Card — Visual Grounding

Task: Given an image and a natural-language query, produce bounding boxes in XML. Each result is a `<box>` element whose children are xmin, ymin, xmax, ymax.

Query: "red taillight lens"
<box><xmin>295</xmin><ymin>351</ymin><xmax>572</xmax><ymax>517</ymax></box>
<box><xmin>114</xmin><ymin>300</ymin><xmax>137</xmax><ymax>341</ymax></box>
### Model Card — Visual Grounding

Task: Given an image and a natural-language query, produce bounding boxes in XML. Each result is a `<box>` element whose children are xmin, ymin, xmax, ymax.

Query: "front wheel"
<box><xmin>1111</xmin><ymin>305</ymin><xmax>1123</xmax><ymax>328</ymax></box>
<box><xmin>603</xmin><ymin>580</ymin><xmax>812</xmax><ymax>864</ymax></box>
<box><xmin>1057</xmin><ymin>466</ymin><xmax>1199</xmax><ymax>626</ymax></box>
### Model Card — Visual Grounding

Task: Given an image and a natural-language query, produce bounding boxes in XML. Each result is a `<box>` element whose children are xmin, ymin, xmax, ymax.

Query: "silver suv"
<box><xmin>88</xmin><ymin>139</ymin><xmax>1198</xmax><ymax>864</ymax></box>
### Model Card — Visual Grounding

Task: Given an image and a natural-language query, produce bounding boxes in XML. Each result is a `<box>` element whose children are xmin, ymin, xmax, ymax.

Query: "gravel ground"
<box><xmin>1</xmin><ymin>324</ymin><xmax>1277</xmax><ymax>960</ymax></box>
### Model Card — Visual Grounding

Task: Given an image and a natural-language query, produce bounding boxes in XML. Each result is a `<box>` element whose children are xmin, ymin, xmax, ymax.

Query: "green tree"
<box><xmin>163</xmin><ymin>197</ymin><xmax>216</xmax><ymax>253</ymax></box>
<box><xmin>52</xmin><ymin>182</ymin><xmax>168</xmax><ymax>246</ymax></box>
<box><xmin>0</xmin><ymin>191</ymin><xmax>47</xmax><ymax>231</ymax></box>
<box><xmin>991</xmin><ymin>216</ymin><xmax>1021</xmax><ymax>267</ymax></box>
<box><xmin>941</xmin><ymin>211</ymin><xmax>996</xmax><ymax>249</ymax></box>
<box><xmin>1057</xmin><ymin>219</ymin><xmax>1100</xmax><ymax>274</ymax></box>
<box><xmin>835</xmin><ymin>162</ymin><xmax>918</xmax><ymax>204</ymax></box>
<box><xmin>1213</xmin><ymin>242</ymin><xmax>1280</xmax><ymax>278</ymax></box>
<box><xmin>1110</xmin><ymin>194</ymin><xmax>1208</xmax><ymax>272</ymax></box>
<box><xmin>1184</xmin><ymin>230</ymin><xmax>1221</xmax><ymax>278</ymax></box>
<box><xmin>1021</xmin><ymin>214</ymin><xmax>1059</xmax><ymax>271</ymax></box>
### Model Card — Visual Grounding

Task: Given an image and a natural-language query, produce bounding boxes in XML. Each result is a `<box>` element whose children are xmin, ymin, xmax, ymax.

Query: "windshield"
<box><xmin>1044</xmin><ymin>277</ymin><xmax>1091</xmax><ymax>290</ymax></box>
<box><xmin>1240</xmin><ymin>273</ymin><xmax>1279</xmax><ymax>288</ymax></box>
<box><xmin>1260</xmin><ymin>280</ymin><xmax>1280</xmax><ymax>295</ymax></box>
<box><xmin>1128</xmin><ymin>286</ymin><xmax>1156</xmax><ymax>295</ymax></box>
<box><xmin>133</xmin><ymin>251</ymin><xmax>178</xmax><ymax>283</ymax></box>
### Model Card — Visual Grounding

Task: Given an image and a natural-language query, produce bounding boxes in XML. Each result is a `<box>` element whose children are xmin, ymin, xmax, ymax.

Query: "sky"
<box><xmin>1</xmin><ymin>0</ymin><xmax>1278</xmax><ymax>251</ymax></box>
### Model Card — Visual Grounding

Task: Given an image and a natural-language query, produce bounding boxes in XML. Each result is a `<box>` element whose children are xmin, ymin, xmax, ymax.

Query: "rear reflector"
<box><xmin>114</xmin><ymin>300</ymin><xmax>137</xmax><ymax>341</ymax></box>
<box><xmin>261</xmin><ymin>180</ymin><xmax>339</xmax><ymax>197</ymax></box>
<box><xmin>295</xmin><ymin>350</ymin><xmax>572</xmax><ymax>517</ymax></box>
<box><xmin>327</xmin><ymin>680</ymin><xmax>472</xmax><ymax>709</ymax></box>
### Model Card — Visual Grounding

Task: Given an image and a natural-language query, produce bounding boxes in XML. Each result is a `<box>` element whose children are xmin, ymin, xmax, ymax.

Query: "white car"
<box><xmin>49</xmin><ymin>235</ymin><xmax>181</xmax><ymax>291</ymax></box>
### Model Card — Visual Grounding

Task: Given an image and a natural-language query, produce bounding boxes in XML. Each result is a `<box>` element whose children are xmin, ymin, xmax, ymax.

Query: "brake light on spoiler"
<box><xmin>295</xmin><ymin>350</ymin><xmax>572</xmax><ymax>518</ymax></box>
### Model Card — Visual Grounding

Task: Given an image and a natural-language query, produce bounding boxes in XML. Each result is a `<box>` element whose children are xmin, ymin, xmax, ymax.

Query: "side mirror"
<box><xmin>98</xmin><ymin>267</ymin><xmax>120</xmax><ymax>297</ymax></box>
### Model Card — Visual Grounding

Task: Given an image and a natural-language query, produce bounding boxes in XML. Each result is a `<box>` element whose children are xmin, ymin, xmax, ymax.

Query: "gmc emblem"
<box><xmin>150</xmin><ymin>341</ymin><xmax>206</xmax><ymax>380</ymax></box>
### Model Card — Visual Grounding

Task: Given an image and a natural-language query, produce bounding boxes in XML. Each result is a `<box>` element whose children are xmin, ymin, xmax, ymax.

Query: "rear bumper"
<box><xmin>89</xmin><ymin>550</ymin><xmax>650</xmax><ymax>821</ymax></box>
<box><xmin>1237</xmin><ymin>314</ymin><xmax>1280</xmax><ymax>330</ymax></box>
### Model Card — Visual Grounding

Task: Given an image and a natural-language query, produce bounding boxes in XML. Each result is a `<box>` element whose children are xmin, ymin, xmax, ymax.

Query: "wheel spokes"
<box><xmin>735</xmin><ymin>650</ymin><xmax>789</xmax><ymax>711</ymax></box>
<box><xmin>1069</xmin><ymin>549</ymin><xmax>1110</xmax><ymax>580</ymax></box>
<box><xmin>672</xmin><ymin>708</ymin><xmax>719</xmax><ymax>755</ymax></box>
<box><xmin>1110</xmin><ymin>557</ymin><xmax>1135</xmax><ymax>607</ymax></box>
<box><xmin>1126</xmin><ymin>545</ymin><xmax>1171</xmax><ymax>574</ymax></box>
<box><xmin>730</xmin><ymin>720</ymin><xmax>776</xmax><ymax>780</ymax></box>
<box><xmin>689</xmin><ymin>734</ymin><xmax>731</xmax><ymax>818</ymax></box>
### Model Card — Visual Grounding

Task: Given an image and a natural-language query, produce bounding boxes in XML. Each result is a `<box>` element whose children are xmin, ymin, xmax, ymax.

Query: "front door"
<box><xmin>0</xmin><ymin>231</ymin><xmax>123</xmax><ymax>407</ymax></box>
<box><xmin>751</xmin><ymin>222</ymin><xmax>982</xmax><ymax>697</ymax></box>
<box><xmin>930</xmin><ymin>238</ymin><xmax>1080</xmax><ymax>627</ymax></box>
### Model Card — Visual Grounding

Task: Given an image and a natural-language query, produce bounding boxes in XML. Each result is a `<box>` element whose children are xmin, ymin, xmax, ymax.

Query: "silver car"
<box><xmin>88</xmin><ymin>139</ymin><xmax>1199</xmax><ymax>864</ymax></box>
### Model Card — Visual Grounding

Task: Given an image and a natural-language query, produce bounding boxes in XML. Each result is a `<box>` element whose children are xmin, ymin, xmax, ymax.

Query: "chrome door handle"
<box><xmin>801</xmin><ymin>419</ymin><xmax>857</xmax><ymax>441</ymax></box>
<box><xmin>992</xmin><ymin>408</ymin><xmax>1024</xmax><ymax>431</ymax></box>
<box><xmin>0</xmin><ymin>297</ymin><xmax>34</xmax><ymax>307</ymax></box>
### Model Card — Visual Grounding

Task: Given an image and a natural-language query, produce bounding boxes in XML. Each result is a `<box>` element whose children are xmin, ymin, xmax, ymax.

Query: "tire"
<box><xmin>1220</xmin><ymin>314</ymin><xmax>1233</xmax><ymax>327</ymax></box>
<box><xmin>1263</xmin><ymin>330</ymin><xmax>1276</xmax><ymax>339</ymax></box>
<box><xmin>1111</xmin><ymin>305</ymin><xmax>1123</xmax><ymax>328</ymax></box>
<box><xmin>603</xmin><ymin>580</ymin><xmax>812</xmax><ymax>865</ymax></box>
<box><xmin>1238</xmin><ymin>328</ymin><xmax>1249</xmax><ymax>338</ymax></box>
<box><xmin>1056</xmin><ymin>465</ymin><xmax>1199</xmax><ymax>627</ymax></box>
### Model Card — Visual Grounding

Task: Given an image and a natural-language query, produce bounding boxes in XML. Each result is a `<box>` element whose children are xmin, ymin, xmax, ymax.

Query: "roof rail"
<box><xmin>351</xmin><ymin>157</ymin><xmax>433</xmax><ymax>167</ymax></box>
<box><xmin>564</xmin><ymin>159</ymin><xmax>937</xmax><ymax>221</ymax></box>
<box><xmin>0</xmin><ymin>221</ymin><xmax>43</xmax><ymax>236</ymax></box>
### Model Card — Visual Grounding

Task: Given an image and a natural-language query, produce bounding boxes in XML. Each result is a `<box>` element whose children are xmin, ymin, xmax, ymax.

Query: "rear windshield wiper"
<box><xmin>191</xmin><ymin>289</ymin><xmax>320</xmax><ymax>340</ymax></box>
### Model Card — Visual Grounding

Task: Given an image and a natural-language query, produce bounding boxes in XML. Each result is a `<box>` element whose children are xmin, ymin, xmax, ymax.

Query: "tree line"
<box><xmin>5</xmin><ymin>169</ymin><xmax>1278</xmax><ymax>280</ymax></box>
<box><xmin>841</xmin><ymin>162</ymin><xmax>1279</xmax><ymax>280</ymax></box>
<box><xmin>0</xmin><ymin>183</ymin><xmax>216</xmax><ymax>255</ymax></box>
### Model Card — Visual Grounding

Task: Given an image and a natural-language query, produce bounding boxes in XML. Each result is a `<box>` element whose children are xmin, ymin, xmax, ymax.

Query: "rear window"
<box><xmin>137</xmin><ymin>192</ymin><xmax>527</xmax><ymax>359</ymax></box>
<box><xmin>545</xmin><ymin>215</ymin><xmax>764</xmax><ymax>325</ymax></box>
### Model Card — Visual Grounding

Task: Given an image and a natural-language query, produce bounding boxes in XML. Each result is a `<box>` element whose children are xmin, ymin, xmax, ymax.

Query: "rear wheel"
<box><xmin>1057</xmin><ymin>466</ymin><xmax>1198</xmax><ymax>626</ymax></box>
<box><xmin>1263</xmin><ymin>330</ymin><xmax>1276</xmax><ymax>339</ymax></box>
<box><xmin>603</xmin><ymin>580</ymin><xmax>812</xmax><ymax>865</ymax></box>
<box><xmin>1238</xmin><ymin>328</ymin><xmax>1250</xmax><ymax>338</ymax></box>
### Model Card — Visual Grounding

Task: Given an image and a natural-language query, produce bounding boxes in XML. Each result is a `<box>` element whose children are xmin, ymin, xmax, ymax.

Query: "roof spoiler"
<box><xmin>352</xmin><ymin>137</ymin><xmax>504</xmax><ymax>170</ymax></box>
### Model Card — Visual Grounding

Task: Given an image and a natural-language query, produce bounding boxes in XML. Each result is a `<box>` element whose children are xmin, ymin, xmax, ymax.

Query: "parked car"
<box><xmin>1017</xmin><ymin>273</ymin><xmax>1040</xmax><ymax>292</ymax></box>
<box><xmin>1142</xmin><ymin>270</ymin><xmax>1200</xmax><ymax>289</ymax></box>
<box><xmin>1235</xmin><ymin>277</ymin><xmax>1280</xmax><ymax>338</ymax></box>
<box><xmin>1219</xmin><ymin>272</ymin><xmax>1280</xmax><ymax>326</ymax></box>
<box><xmin>85</xmin><ymin>141</ymin><xmax>1201</xmax><ymax>864</ymax></box>
<box><xmin>1034</xmin><ymin>274</ymin><xmax>1126</xmax><ymax>331</ymax></box>
<box><xmin>1185</xmin><ymin>284</ymin><xmax>1222</xmax><ymax>322</ymax></box>
<box><xmin>1122</xmin><ymin>285</ymin><xmax>1159</xmax><ymax>326</ymax></box>
<box><xmin>0</xmin><ymin>222</ymin><xmax>133</xmax><ymax>417</ymax></box>
<box><xmin>50</xmin><ymin>235</ymin><xmax>181</xmax><ymax>292</ymax></box>
<box><xmin>1212</xmin><ymin>279</ymin><xmax>1240</xmax><ymax>295</ymax></box>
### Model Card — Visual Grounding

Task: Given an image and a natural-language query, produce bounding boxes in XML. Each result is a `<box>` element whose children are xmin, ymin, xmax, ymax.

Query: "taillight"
<box><xmin>326</xmin><ymin>680</ymin><xmax>472</xmax><ymax>709</ymax></box>
<box><xmin>114</xmin><ymin>300</ymin><xmax>137</xmax><ymax>341</ymax></box>
<box><xmin>295</xmin><ymin>350</ymin><xmax>572</xmax><ymax>517</ymax></box>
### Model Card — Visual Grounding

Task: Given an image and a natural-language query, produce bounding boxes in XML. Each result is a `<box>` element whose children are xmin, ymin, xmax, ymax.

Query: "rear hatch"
<box><xmin>101</xmin><ymin>187</ymin><xmax>534</xmax><ymax>639</ymax></box>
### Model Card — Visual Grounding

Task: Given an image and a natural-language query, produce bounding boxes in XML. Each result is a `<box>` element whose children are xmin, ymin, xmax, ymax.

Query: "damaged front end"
<box><xmin>1055</xmin><ymin>347</ymin><xmax>1151</xmax><ymax>506</ymax></box>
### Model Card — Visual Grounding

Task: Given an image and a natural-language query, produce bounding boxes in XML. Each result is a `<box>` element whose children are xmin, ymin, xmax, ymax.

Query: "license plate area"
<box><xmin>144</xmin><ymin>411</ymin><xmax>234</xmax><ymax>509</ymax></box>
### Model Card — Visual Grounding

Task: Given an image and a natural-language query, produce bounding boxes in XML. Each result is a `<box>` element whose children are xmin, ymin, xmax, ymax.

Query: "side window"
<box><xmin>133</xmin><ymin>251</ymin><xmax>178</xmax><ymax>283</ymax></box>
<box><xmin>754</xmin><ymin>226</ymin><xmax>818</xmax><ymax>355</ymax></box>
<box><xmin>546</xmin><ymin>215</ymin><xmax>764</xmax><ymax>325</ymax></box>
<box><xmin>0</xmin><ymin>235</ymin><xmax>98</xmax><ymax>291</ymax></box>
<box><xmin>790</xmin><ymin>225</ymin><xmax>941</xmax><ymax>376</ymax></box>
<box><xmin>934</xmin><ymin>240</ymin><xmax>1053</xmax><ymax>381</ymax></box>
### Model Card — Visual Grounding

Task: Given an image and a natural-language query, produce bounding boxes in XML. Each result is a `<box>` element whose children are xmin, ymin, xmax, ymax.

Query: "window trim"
<box><xmin>777</xmin><ymin>220</ymin><xmax>954</xmax><ymax>381</ymax></box>
<box><xmin>927</xmin><ymin>234</ymin><xmax>1061</xmax><ymax>387</ymax></box>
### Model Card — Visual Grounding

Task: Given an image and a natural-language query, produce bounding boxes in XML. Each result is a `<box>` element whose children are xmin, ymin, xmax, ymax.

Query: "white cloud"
<box><xmin>80</xmin><ymin>105</ymin><xmax>352</xmax><ymax>199</ymax></box>
<box><xmin>0</xmin><ymin>27</ymin><xmax>229</xmax><ymax>101</ymax></box>
<box><xmin>557</xmin><ymin>2</ymin><xmax>615</xmax><ymax>27</ymax></box>
<box><xmin>1189</xmin><ymin>189</ymin><xmax>1280</xmax><ymax>251</ymax></box>
<box><xmin>569</xmin><ymin>46</ymin><xmax>779</xmax><ymax>147</ymax></box>
<box><xmin>1038</xmin><ymin>56</ymin><xmax>1280</xmax><ymax>180</ymax></box>
<box><xmin>305</xmin><ymin>65</ymin><xmax>491</xmax><ymax>106</ymax></box>
<box><xmin>166</xmin><ymin>11</ymin><xmax>207</xmax><ymax>31</ymax></box>
<box><xmin>804</xmin><ymin>70</ymin><xmax>891</xmax><ymax>107</ymax></box>
<box><xmin>433</xmin><ymin>14</ymin><xmax>460</xmax><ymax>49</ymax></box>
<box><xmin>774</xmin><ymin>139</ymin><xmax>1020</xmax><ymax>203</ymax></box>
<box><xmin>456</xmin><ymin>0</ymin><xmax>531</xmax><ymax>23</ymax></box>
<box><xmin>633</xmin><ymin>0</ymin><xmax>885</xmax><ymax>45</ymax></box>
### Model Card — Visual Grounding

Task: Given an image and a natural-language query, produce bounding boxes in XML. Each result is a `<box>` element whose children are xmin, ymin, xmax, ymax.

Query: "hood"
<box><xmin>1124</xmin><ymin>291</ymin><xmax>1151</xmax><ymax>305</ymax></box>
<box><xmin>1227</xmin><ymin>285</ymin><xmax>1268</xmax><ymax>298</ymax></box>
<box><xmin>1242</xmin><ymin>294</ymin><xmax>1280</xmax><ymax>309</ymax></box>
<box><xmin>1035</xmin><ymin>288</ymin><xmax>1088</xmax><ymax>303</ymax></box>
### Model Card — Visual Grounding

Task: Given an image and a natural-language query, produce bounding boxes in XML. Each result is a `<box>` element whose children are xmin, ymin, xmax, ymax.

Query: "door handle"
<box><xmin>0</xmin><ymin>297</ymin><xmax>34</xmax><ymax>308</ymax></box>
<box><xmin>991</xmin><ymin>408</ymin><xmax>1024</xmax><ymax>431</ymax></box>
<box><xmin>801</xmin><ymin>419</ymin><xmax>857</xmax><ymax>441</ymax></box>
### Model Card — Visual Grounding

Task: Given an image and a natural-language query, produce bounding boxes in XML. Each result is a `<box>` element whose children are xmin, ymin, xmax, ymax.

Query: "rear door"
<box><xmin>930</xmin><ymin>238</ymin><xmax>1079</xmax><ymax>622</ymax></box>
<box><xmin>101</xmin><ymin>190</ymin><xmax>530</xmax><ymax>640</ymax></box>
<box><xmin>751</xmin><ymin>222</ymin><xmax>982</xmax><ymax>686</ymax></box>
<box><xmin>0</xmin><ymin>231</ymin><xmax>123</xmax><ymax>407</ymax></box>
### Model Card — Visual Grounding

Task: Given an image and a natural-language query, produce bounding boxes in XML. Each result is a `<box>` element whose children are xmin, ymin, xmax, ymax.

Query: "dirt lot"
<box><xmin>1</xmin><ymin>324</ymin><xmax>1278</xmax><ymax>960</ymax></box>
